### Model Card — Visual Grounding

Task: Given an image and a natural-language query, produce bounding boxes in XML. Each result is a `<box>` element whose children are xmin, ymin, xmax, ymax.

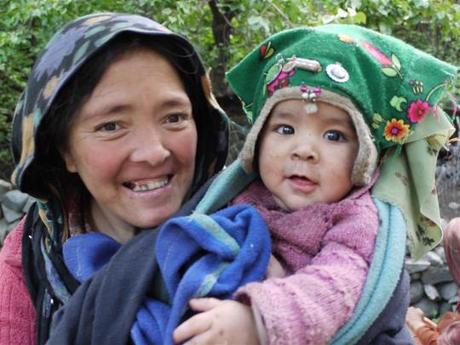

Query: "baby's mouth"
<box><xmin>288</xmin><ymin>174</ymin><xmax>317</xmax><ymax>185</ymax></box>
<box><xmin>123</xmin><ymin>175</ymin><xmax>172</xmax><ymax>192</ymax></box>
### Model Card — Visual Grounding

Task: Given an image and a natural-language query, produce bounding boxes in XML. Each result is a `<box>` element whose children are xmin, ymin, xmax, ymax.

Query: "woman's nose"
<box><xmin>129</xmin><ymin>127</ymin><xmax>170</xmax><ymax>165</ymax></box>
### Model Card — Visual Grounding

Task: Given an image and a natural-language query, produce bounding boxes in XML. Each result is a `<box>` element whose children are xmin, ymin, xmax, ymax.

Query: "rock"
<box><xmin>1</xmin><ymin>190</ymin><xmax>29</xmax><ymax>213</ymax></box>
<box><xmin>1</xmin><ymin>204</ymin><xmax>22</xmax><ymax>223</ymax></box>
<box><xmin>7</xmin><ymin>219</ymin><xmax>20</xmax><ymax>232</ymax></box>
<box><xmin>23</xmin><ymin>197</ymin><xmax>34</xmax><ymax>213</ymax></box>
<box><xmin>0</xmin><ymin>218</ymin><xmax>9</xmax><ymax>243</ymax></box>
<box><xmin>434</xmin><ymin>246</ymin><xmax>446</xmax><ymax>264</ymax></box>
<box><xmin>410</xmin><ymin>280</ymin><xmax>424</xmax><ymax>304</ymax></box>
<box><xmin>415</xmin><ymin>298</ymin><xmax>439</xmax><ymax>318</ymax></box>
<box><xmin>439</xmin><ymin>282</ymin><xmax>458</xmax><ymax>300</ymax></box>
<box><xmin>422</xmin><ymin>251</ymin><xmax>443</xmax><ymax>267</ymax></box>
<box><xmin>406</xmin><ymin>258</ymin><xmax>431</xmax><ymax>274</ymax></box>
<box><xmin>448</xmin><ymin>201</ymin><xmax>460</xmax><ymax>209</ymax></box>
<box><xmin>411</xmin><ymin>272</ymin><xmax>421</xmax><ymax>280</ymax></box>
<box><xmin>439</xmin><ymin>301</ymin><xmax>454</xmax><ymax>315</ymax></box>
<box><xmin>422</xmin><ymin>266</ymin><xmax>453</xmax><ymax>285</ymax></box>
<box><xmin>449</xmin><ymin>295</ymin><xmax>460</xmax><ymax>305</ymax></box>
<box><xmin>0</xmin><ymin>179</ymin><xmax>12</xmax><ymax>198</ymax></box>
<box><xmin>440</xmin><ymin>218</ymin><xmax>448</xmax><ymax>230</ymax></box>
<box><xmin>424</xmin><ymin>284</ymin><xmax>441</xmax><ymax>301</ymax></box>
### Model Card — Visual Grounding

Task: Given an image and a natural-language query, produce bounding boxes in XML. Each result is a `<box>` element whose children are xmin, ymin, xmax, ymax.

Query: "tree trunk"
<box><xmin>208</xmin><ymin>0</ymin><xmax>235</xmax><ymax>98</ymax></box>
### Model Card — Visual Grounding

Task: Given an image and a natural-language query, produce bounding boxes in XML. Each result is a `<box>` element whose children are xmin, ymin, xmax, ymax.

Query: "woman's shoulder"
<box><xmin>0</xmin><ymin>217</ymin><xmax>26</xmax><ymax>268</ymax></box>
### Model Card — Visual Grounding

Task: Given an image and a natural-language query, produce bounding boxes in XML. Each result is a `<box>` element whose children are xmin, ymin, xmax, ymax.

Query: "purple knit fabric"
<box><xmin>232</xmin><ymin>180</ymin><xmax>378</xmax><ymax>345</ymax></box>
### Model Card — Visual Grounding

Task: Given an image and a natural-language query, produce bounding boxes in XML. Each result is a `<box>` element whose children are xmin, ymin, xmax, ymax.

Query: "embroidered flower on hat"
<box><xmin>259</xmin><ymin>41</ymin><xmax>275</xmax><ymax>60</ymax></box>
<box><xmin>407</xmin><ymin>99</ymin><xmax>431</xmax><ymax>123</ymax></box>
<box><xmin>265</xmin><ymin>57</ymin><xmax>297</xmax><ymax>96</ymax></box>
<box><xmin>384</xmin><ymin>118</ymin><xmax>410</xmax><ymax>144</ymax></box>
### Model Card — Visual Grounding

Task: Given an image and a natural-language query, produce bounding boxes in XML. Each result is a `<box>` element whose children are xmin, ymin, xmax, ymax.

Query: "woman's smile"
<box><xmin>123</xmin><ymin>175</ymin><xmax>171</xmax><ymax>192</ymax></box>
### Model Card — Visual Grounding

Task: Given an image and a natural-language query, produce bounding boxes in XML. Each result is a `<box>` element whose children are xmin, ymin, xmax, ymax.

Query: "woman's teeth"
<box><xmin>124</xmin><ymin>177</ymin><xmax>169</xmax><ymax>192</ymax></box>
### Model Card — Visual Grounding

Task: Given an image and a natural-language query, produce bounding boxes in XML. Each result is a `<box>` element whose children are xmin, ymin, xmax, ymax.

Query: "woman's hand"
<box><xmin>173</xmin><ymin>297</ymin><xmax>260</xmax><ymax>345</ymax></box>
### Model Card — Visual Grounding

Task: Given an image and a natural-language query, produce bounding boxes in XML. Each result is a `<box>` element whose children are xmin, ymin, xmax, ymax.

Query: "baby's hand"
<box><xmin>173</xmin><ymin>297</ymin><xmax>259</xmax><ymax>345</ymax></box>
<box><xmin>266</xmin><ymin>255</ymin><xmax>285</xmax><ymax>278</ymax></box>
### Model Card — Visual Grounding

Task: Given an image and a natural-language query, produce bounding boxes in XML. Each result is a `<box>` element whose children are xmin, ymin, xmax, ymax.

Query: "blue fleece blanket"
<box><xmin>63</xmin><ymin>203</ymin><xmax>271</xmax><ymax>345</ymax></box>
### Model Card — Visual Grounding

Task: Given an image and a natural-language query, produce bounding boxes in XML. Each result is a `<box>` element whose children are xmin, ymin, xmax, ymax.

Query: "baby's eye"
<box><xmin>96</xmin><ymin>122</ymin><xmax>120</xmax><ymax>132</ymax></box>
<box><xmin>275</xmin><ymin>125</ymin><xmax>294</xmax><ymax>135</ymax></box>
<box><xmin>324</xmin><ymin>130</ymin><xmax>345</xmax><ymax>142</ymax></box>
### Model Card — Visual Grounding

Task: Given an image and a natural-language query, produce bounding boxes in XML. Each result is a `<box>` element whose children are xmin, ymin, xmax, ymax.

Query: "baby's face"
<box><xmin>258</xmin><ymin>100</ymin><xmax>358</xmax><ymax>211</ymax></box>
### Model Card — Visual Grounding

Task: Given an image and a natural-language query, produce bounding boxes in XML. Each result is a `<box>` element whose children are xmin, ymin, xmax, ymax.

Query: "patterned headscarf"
<box><xmin>226</xmin><ymin>24</ymin><xmax>457</xmax><ymax>259</ymax></box>
<box><xmin>10</xmin><ymin>13</ymin><xmax>229</xmax><ymax>264</ymax></box>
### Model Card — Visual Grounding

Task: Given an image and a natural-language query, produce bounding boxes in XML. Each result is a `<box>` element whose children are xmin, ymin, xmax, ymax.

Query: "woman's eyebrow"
<box><xmin>160</xmin><ymin>97</ymin><xmax>192</xmax><ymax>109</ymax></box>
<box><xmin>83</xmin><ymin>94</ymin><xmax>192</xmax><ymax>118</ymax></box>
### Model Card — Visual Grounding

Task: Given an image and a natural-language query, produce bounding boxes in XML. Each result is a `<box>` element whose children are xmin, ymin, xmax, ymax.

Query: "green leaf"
<box><xmin>354</xmin><ymin>11</ymin><xmax>367</xmax><ymax>24</ymax></box>
<box><xmin>373</xmin><ymin>113</ymin><xmax>383</xmax><ymax>122</ymax></box>
<box><xmin>390</xmin><ymin>96</ymin><xmax>407</xmax><ymax>112</ymax></box>
<box><xmin>247</xmin><ymin>16</ymin><xmax>270</xmax><ymax>35</ymax></box>
<box><xmin>382</xmin><ymin>67</ymin><xmax>398</xmax><ymax>77</ymax></box>
<box><xmin>391</xmin><ymin>54</ymin><xmax>401</xmax><ymax>70</ymax></box>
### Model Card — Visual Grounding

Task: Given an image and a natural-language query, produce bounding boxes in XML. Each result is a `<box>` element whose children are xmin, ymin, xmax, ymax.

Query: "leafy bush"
<box><xmin>1</xmin><ymin>0</ymin><xmax>458</xmax><ymax>181</ymax></box>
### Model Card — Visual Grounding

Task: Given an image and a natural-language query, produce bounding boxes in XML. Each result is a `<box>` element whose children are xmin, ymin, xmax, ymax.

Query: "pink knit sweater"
<box><xmin>233</xmin><ymin>181</ymin><xmax>378</xmax><ymax>345</ymax></box>
<box><xmin>0</xmin><ymin>219</ymin><xmax>36</xmax><ymax>345</ymax></box>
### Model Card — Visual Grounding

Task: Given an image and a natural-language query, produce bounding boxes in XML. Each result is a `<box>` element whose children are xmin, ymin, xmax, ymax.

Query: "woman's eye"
<box><xmin>96</xmin><ymin>122</ymin><xmax>119</xmax><ymax>132</ymax></box>
<box><xmin>275</xmin><ymin>125</ymin><xmax>294</xmax><ymax>135</ymax></box>
<box><xmin>324</xmin><ymin>130</ymin><xmax>345</xmax><ymax>142</ymax></box>
<box><xmin>166</xmin><ymin>113</ymin><xmax>188</xmax><ymax>123</ymax></box>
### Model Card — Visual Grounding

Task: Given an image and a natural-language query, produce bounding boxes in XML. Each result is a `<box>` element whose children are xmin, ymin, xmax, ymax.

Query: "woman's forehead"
<box><xmin>76</xmin><ymin>50</ymin><xmax>191</xmax><ymax>120</ymax></box>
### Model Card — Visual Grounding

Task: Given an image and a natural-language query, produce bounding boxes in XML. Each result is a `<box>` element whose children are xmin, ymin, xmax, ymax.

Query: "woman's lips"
<box><xmin>123</xmin><ymin>175</ymin><xmax>172</xmax><ymax>192</ymax></box>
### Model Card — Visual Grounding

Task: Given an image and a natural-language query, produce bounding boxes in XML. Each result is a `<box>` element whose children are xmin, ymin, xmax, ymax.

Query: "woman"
<box><xmin>0</xmin><ymin>13</ymin><xmax>228</xmax><ymax>345</ymax></box>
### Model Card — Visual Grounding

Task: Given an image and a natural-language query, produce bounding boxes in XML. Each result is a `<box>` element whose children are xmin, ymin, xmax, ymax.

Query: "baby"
<box><xmin>173</xmin><ymin>24</ymin><xmax>457</xmax><ymax>345</ymax></box>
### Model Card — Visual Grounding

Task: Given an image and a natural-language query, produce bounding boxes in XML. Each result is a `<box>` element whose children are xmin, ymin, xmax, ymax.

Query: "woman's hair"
<box><xmin>33</xmin><ymin>32</ymin><xmax>211</xmax><ymax>218</ymax></box>
<box><xmin>438</xmin><ymin>320</ymin><xmax>460</xmax><ymax>345</ymax></box>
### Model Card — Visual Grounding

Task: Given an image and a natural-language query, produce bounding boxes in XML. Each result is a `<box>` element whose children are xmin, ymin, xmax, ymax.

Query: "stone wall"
<box><xmin>0</xmin><ymin>178</ymin><xmax>458</xmax><ymax>318</ymax></box>
<box><xmin>0</xmin><ymin>180</ymin><xmax>32</xmax><ymax>244</ymax></box>
<box><xmin>406</xmin><ymin>245</ymin><xmax>459</xmax><ymax>318</ymax></box>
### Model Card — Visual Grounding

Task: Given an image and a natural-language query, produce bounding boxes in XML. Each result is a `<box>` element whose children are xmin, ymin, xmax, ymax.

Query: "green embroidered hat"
<box><xmin>227</xmin><ymin>24</ymin><xmax>456</xmax><ymax>185</ymax></box>
<box><xmin>226</xmin><ymin>24</ymin><xmax>458</xmax><ymax>259</ymax></box>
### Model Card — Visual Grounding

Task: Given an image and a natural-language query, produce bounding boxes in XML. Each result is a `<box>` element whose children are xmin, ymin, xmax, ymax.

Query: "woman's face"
<box><xmin>63</xmin><ymin>48</ymin><xmax>197</xmax><ymax>242</ymax></box>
